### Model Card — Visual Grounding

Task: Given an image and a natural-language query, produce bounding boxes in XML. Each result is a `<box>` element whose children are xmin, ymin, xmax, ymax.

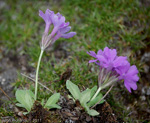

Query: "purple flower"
<box><xmin>52</xmin><ymin>26</ymin><xmax>76</xmax><ymax>44</ymax></box>
<box><xmin>88</xmin><ymin>47</ymin><xmax>128</xmax><ymax>70</ymax></box>
<box><xmin>87</xmin><ymin>47</ymin><xmax>139</xmax><ymax>92</ymax></box>
<box><xmin>39</xmin><ymin>9</ymin><xmax>76</xmax><ymax>50</ymax></box>
<box><xmin>50</xmin><ymin>12</ymin><xmax>69</xmax><ymax>38</ymax></box>
<box><xmin>87</xmin><ymin>49</ymin><xmax>103</xmax><ymax>65</ymax></box>
<box><xmin>39</xmin><ymin>9</ymin><xmax>53</xmax><ymax>33</ymax></box>
<box><xmin>96</xmin><ymin>47</ymin><xmax>116</xmax><ymax>70</ymax></box>
<box><xmin>116</xmin><ymin>63</ymin><xmax>139</xmax><ymax>92</ymax></box>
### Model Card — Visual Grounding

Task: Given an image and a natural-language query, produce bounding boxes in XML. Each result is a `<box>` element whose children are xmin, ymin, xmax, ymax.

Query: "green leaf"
<box><xmin>28</xmin><ymin>90</ymin><xmax>35</xmax><ymax>100</ymax></box>
<box><xmin>44</xmin><ymin>93</ymin><xmax>60</xmax><ymax>108</ymax></box>
<box><xmin>80</xmin><ymin>89</ymin><xmax>91</xmax><ymax>104</ymax></box>
<box><xmin>16</xmin><ymin>103</ymin><xmax>25</xmax><ymax>108</ymax></box>
<box><xmin>15</xmin><ymin>90</ymin><xmax>34</xmax><ymax>112</ymax></box>
<box><xmin>41</xmin><ymin>99</ymin><xmax>45</xmax><ymax>106</ymax></box>
<box><xmin>46</xmin><ymin>104</ymin><xmax>61</xmax><ymax>109</ymax></box>
<box><xmin>81</xmin><ymin>103</ymin><xmax>99</xmax><ymax>116</ymax></box>
<box><xmin>23</xmin><ymin>112</ymin><xmax>28</xmax><ymax>115</ymax></box>
<box><xmin>82</xmin><ymin>103</ymin><xmax>90</xmax><ymax>111</ymax></box>
<box><xmin>88</xmin><ymin>109</ymin><xmax>99</xmax><ymax>116</ymax></box>
<box><xmin>87</xmin><ymin>93</ymin><xmax>104</xmax><ymax>108</ymax></box>
<box><xmin>90</xmin><ymin>86</ymin><xmax>97</xmax><ymax>99</ymax></box>
<box><xmin>66</xmin><ymin>80</ymin><xmax>81</xmax><ymax>100</ymax></box>
<box><xmin>81</xmin><ymin>88</ymin><xmax>89</xmax><ymax>95</ymax></box>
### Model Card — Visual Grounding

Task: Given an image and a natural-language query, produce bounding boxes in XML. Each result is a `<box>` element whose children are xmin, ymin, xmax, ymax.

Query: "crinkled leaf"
<box><xmin>66</xmin><ymin>80</ymin><xmax>81</xmax><ymax>100</ymax></box>
<box><xmin>87</xmin><ymin>93</ymin><xmax>104</xmax><ymax>108</ymax></box>
<box><xmin>44</xmin><ymin>93</ymin><xmax>60</xmax><ymax>108</ymax></box>
<box><xmin>46</xmin><ymin>104</ymin><xmax>61</xmax><ymax>109</ymax></box>
<box><xmin>15</xmin><ymin>90</ymin><xmax>34</xmax><ymax>112</ymax></box>
<box><xmin>80</xmin><ymin>89</ymin><xmax>91</xmax><ymax>104</ymax></box>
<box><xmin>88</xmin><ymin>109</ymin><xmax>99</xmax><ymax>116</ymax></box>
<box><xmin>90</xmin><ymin>86</ymin><xmax>97</xmax><ymax>99</ymax></box>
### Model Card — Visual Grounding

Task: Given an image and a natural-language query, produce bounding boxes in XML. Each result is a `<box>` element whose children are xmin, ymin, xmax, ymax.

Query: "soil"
<box><xmin>19</xmin><ymin>96</ymin><xmax>119</xmax><ymax>123</ymax></box>
<box><xmin>0</xmin><ymin>47</ymin><xmax>33</xmax><ymax>106</ymax></box>
<box><xmin>57</xmin><ymin>96</ymin><xmax>119</xmax><ymax>123</ymax></box>
<box><xmin>28</xmin><ymin>101</ymin><xmax>51</xmax><ymax>123</ymax></box>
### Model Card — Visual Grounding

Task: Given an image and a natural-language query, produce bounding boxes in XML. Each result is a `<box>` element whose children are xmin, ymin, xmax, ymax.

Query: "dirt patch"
<box><xmin>28</xmin><ymin>101</ymin><xmax>51</xmax><ymax>123</ymax></box>
<box><xmin>9</xmin><ymin>96</ymin><xmax>119</xmax><ymax>123</ymax></box>
<box><xmin>57</xmin><ymin>95</ymin><xmax>118</xmax><ymax>123</ymax></box>
<box><xmin>0</xmin><ymin>47</ymin><xmax>33</xmax><ymax>106</ymax></box>
<box><xmin>0</xmin><ymin>50</ymin><xmax>17</xmax><ymax>106</ymax></box>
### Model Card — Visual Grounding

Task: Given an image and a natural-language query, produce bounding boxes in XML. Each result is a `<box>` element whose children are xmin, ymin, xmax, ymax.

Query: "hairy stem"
<box><xmin>91</xmin><ymin>85</ymin><xmax>114</xmax><ymax>109</ymax></box>
<box><xmin>35</xmin><ymin>49</ymin><xmax>44</xmax><ymax>100</ymax></box>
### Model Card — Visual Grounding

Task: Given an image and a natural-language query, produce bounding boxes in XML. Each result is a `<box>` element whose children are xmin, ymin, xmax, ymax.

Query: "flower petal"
<box><xmin>97</xmin><ymin>55</ymin><xmax>107</xmax><ymax>64</ymax></box>
<box><xmin>89</xmin><ymin>59</ymin><xmax>98</xmax><ymax>63</ymax></box>
<box><xmin>60</xmin><ymin>26</ymin><xmax>71</xmax><ymax>34</ymax></box>
<box><xmin>113</xmin><ymin>56</ymin><xmax>128</xmax><ymax>68</ymax></box>
<box><xmin>61</xmin><ymin>32</ymin><xmax>76</xmax><ymax>38</ymax></box>
<box><xmin>103</xmin><ymin>47</ymin><xmax>117</xmax><ymax>61</ymax></box>
<box><xmin>127</xmin><ymin>65</ymin><xmax>139</xmax><ymax>75</ymax></box>
<box><xmin>124</xmin><ymin>82</ymin><xmax>132</xmax><ymax>93</ymax></box>
<box><xmin>97</xmin><ymin>49</ymin><xmax>103</xmax><ymax>55</ymax></box>
<box><xmin>87</xmin><ymin>51</ymin><xmax>97</xmax><ymax>58</ymax></box>
<box><xmin>39</xmin><ymin>9</ymin><xmax>53</xmax><ymax>33</ymax></box>
<box><xmin>124</xmin><ymin>80</ymin><xmax>137</xmax><ymax>92</ymax></box>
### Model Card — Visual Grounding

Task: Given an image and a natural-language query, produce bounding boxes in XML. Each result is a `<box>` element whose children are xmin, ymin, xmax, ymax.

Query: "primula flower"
<box><xmin>39</xmin><ymin>9</ymin><xmax>76</xmax><ymax>50</ymax></box>
<box><xmin>87</xmin><ymin>47</ymin><xmax>139</xmax><ymax>92</ymax></box>
<box><xmin>34</xmin><ymin>9</ymin><xmax>76</xmax><ymax>101</ymax></box>
<box><xmin>88</xmin><ymin>47</ymin><xmax>128</xmax><ymax>71</ymax></box>
<box><xmin>39</xmin><ymin>9</ymin><xmax>53</xmax><ymax>33</ymax></box>
<box><xmin>116</xmin><ymin>63</ymin><xmax>139</xmax><ymax>92</ymax></box>
<box><xmin>87</xmin><ymin>49</ymin><xmax>103</xmax><ymax>65</ymax></box>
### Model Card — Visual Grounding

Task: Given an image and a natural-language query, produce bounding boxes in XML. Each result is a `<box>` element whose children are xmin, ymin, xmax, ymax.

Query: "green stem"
<box><xmin>91</xmin><ymin>87</ymin><xmax>101</xmax><ymax>101</ymax></box>
<box><xmin>35</xmin><ymin>49</ymin><xmax>44</xmax><ymax>100</ymax></box>
<box><xmin>91</xmin><ymin>85</ymin><xmax>114</xmax><ymax>109</ymax></box>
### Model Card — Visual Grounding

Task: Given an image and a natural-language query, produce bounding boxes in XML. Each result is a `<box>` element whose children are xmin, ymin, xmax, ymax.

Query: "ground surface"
<box><xmin>0</xmin><ymin>0</ymin><xmax>150</xmax><ymax>122</ymax></box>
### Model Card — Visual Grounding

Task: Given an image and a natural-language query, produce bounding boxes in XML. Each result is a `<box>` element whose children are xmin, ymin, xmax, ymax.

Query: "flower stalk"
<box><xmin>35</xmin><ymin>49</ymin><xmax>44</xmax><ymax>100</ymax></box>
<box><xmin>34</xmin><ymin>9</ymin><xmax>76</xmax><ymax>100</ymax></box>
<box><xmin>91</xmin><ymin>85</ymin><xmax>114</xmax><ymax>109</ymax></box>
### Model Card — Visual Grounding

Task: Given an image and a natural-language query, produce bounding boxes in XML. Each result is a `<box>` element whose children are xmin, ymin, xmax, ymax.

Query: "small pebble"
<box><xmin>127</xmin><ymin>106</ymin><xmax>130</xmax><ymax>110</ymax></box>
<box><xmin>143</xmin><ymin>65</ymin><xmax>149</xmax><ymax>73</ymax></box>
<box><xmin>140</xmin><ymin>96</ymin><xmax>146</xmax><ymax>101</ymax></box>
<box><xmin>65</xmin><ymin>119</ymin><xmax>75</xmax><ymax>123</ymax></box>
<box><xmin>18</xmin><ymin>112</ymin><xmax>24</xmax><ymax>117</ymax></box>
<box><xmin>9</xmin><ymin>104</ymin><xmax>13</xmax><ymax>109</ymax></box>
<box><xmin>21</xmin><ymin>66</ymin><xmax>26</xmax><ymax>71</ymax></box>
<box><xmin>1</xmin><ymin>78</ymin><xmax>6</xmax><ymax>84</ymax></box>
<box><xmin>142</xmin><ymin>87</ymin><xmax>146</xmax><ymax>94</ymax></box>
<box><xmin>146</xmin><ymin>87</ymin><xmax>150</xmax><ymax>95</ymax></box>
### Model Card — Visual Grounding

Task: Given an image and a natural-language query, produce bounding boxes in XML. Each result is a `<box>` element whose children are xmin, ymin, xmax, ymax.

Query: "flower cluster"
<box><xmin>87</xmin><ymin>47</ymin><xmax>139</xmax><ymax>92</ymax></box>
<box><xmin>39</xmin><ymin>9</ymin><xmax>76</xmax><ymax>50</ymax></box>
